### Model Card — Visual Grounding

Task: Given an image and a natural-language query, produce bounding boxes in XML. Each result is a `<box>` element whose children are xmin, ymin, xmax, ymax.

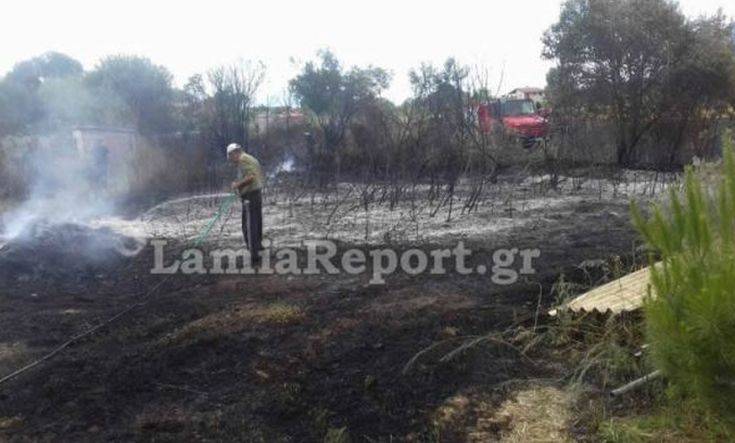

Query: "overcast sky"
<box><xmin>1</xmin><ymin>0</ymin><xmax>733</xmax><ymax>104</ymax></box>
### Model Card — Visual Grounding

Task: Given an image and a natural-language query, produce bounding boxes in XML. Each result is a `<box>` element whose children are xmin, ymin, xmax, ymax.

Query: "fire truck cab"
<box><xmin>478</xmin><ymin>98</ymin><xmax>549</xmax><ymax>149</ymax></box>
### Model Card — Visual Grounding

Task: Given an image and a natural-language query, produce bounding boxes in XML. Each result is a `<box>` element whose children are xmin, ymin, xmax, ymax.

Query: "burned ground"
<box><xmin>0</xmin><ymin>172</ymin><xmax>660</xmax><ymax>441</ymax></box>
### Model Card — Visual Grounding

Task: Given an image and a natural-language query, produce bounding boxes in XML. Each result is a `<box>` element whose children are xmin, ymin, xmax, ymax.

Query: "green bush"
<box><xmin>632</xmin><ymin>134</ymin><xmax>735</xmax><ymax>425</ymax></box>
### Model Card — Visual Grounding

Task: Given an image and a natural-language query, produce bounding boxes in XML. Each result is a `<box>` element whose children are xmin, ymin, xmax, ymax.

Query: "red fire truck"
<box><xmin>477</xmin><ymin>98</ymin><xmax>549</xmax><ymax>149</ymax></box>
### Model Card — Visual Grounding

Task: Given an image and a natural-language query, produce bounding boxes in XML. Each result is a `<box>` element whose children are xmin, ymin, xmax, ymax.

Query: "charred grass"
<box><xmin>0</xmin><ymin>194</ymin><xmax>649</xmax><ymax>441</ymax></box>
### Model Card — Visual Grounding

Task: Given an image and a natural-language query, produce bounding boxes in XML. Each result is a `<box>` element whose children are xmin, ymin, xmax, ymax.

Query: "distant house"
<box><xmin>506</xmin><ymin>87</ymin><xmax>546</xmax><ymax>106</ymax></box>
<box><xmin>72</xmin><ymin>126</ymin><xmax>138</xmax><ymax>193</ymax></box>
<box><xmin>252</xmin><ymin>108</ymin><xmax>305</xmax><ymax>134</ymax></box>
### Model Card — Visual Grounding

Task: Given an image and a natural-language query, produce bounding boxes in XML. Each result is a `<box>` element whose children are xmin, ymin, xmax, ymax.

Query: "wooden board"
<box><xmin>550</xmin><ymin>264</ymin><xmax>658</xmax><ymax>315</ymax></box>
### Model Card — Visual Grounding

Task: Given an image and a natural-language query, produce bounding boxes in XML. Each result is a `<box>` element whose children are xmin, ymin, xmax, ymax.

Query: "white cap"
<box><xmin>226</xmin><ymin>143</ymin><xmax>242</xmax><ymax>155</ymax></box>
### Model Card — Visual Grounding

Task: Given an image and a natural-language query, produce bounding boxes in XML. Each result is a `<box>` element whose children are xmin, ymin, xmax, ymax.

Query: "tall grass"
<box><xmin>632</xmin><ymin>133</ymin><xmax>735</xmax><ymax>427</ymax></box>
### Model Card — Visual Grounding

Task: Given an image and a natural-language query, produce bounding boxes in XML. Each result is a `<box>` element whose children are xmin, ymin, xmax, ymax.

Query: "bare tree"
<box><xmin>206</xmin><ymin>60</ymin><xmax>266</xmax><ymax>154</ymax></box>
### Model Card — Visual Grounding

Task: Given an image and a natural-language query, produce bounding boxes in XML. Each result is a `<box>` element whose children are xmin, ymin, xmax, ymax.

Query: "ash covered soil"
<box><xmin>0</xmin><ymin>170</ymin><xmax>670</xmax><ymax>441</ymax></box>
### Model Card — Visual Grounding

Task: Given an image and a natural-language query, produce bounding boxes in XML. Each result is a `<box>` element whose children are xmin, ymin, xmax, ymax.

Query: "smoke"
<box><xmin>268</xmin><ymin>155</ymin><xmax>295</xmax><ymax>180</ymax></box>
<box><xmin>279</xmin><ymin>156</ymin><xmax>295</xmax><ymax>173</ymax></box>
<box><xmin>0</xmin><ymin>139</ymin><xmax>115</xmax><ymax>241</ymax></box>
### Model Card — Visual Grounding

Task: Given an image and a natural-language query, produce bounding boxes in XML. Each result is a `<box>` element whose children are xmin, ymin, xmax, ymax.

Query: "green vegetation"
<box><xmin>632</xmin><ymin>134</ymin><xmax>735</xmax><ymax>430</ymax></box>
<box><xmin>598</xmin><ymin>399</ymin><xmax>733</xmax><ymax>442</ymax></box>
<box><xmin>323</xmin><ymin>426</ymin><xmax>350</xmax><ymax>443</ymax></box>
<box><xmin>544</xmin><ymin>0</ymin><xmax>735</xmax><ymax>166</ymax></box>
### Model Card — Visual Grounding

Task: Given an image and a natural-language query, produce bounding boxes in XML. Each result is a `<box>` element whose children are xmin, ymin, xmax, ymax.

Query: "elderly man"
<box><xmin>227</xmin><ymin>143</ymin><xmax>264</xmax><ymax>265</ymax></box>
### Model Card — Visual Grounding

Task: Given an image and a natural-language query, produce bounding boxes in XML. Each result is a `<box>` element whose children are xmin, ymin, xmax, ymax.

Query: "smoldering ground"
<box><xmin>0</xmin><ymin>169</ymin><xmax>652</xmax><ymax>441</ymax></box>
<box><xmin>1</xmin><ymin>137</ymin><xmax>114</xmax><ymax>237</ymax></box>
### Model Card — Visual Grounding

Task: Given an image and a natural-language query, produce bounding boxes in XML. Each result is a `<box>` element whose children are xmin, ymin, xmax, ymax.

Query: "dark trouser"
<box><xmin>241</xmin><ymin>189</ymin><xmax>263</xmax><ymax>263</ymax></box>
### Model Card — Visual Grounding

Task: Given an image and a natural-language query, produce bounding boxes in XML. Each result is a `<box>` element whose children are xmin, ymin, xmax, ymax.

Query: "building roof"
<box><xmin>72</xmin><ymin>125</ymin><xmax>137</xmax><ymax>134</ymax></box>
<box><xmin>509</xmin><ymin>87</ymin><xmax>545</xmax><ymax>94</ymax></box>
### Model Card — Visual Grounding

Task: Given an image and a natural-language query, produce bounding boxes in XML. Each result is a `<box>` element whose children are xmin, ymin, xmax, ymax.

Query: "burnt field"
<box><xmin>0</xmin><ymin>169</ymin><xmax>671</xmax><ymax>441</ymax></box>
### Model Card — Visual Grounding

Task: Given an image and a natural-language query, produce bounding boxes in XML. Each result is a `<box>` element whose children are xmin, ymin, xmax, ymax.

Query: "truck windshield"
<box><xmin>501</xmin><ymin>100</ymin><xmax>536</xmax><ymax>117</ymax></box>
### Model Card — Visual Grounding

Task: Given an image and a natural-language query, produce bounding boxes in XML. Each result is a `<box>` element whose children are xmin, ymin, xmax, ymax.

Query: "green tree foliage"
<box><xmin>408</xmin><ymin>58</ymin><xmax>470</xmax><ymax>184</ymax></box>
<box><xmin>0</xmin><ymin>80</ymin><xmax>43</xmax><ymax>135</ymax></box>
<box><xmin>0</xmin><ymin>52</ymin><xmax>84</xmax><ymax>135</ymax></box>
<box><xmin>5</xmin><ymin>51</ymin><xmax>83</xmax><ymax>88</ymax></box>
<box><xmin>36</xmin><ymin>77</ymin><xmax>98</xmax><ymax>131</ymax></box>
<box><xmin>0</xmin><ymin>52</ymin><xmax>175</xmax><ymax>135</ymax></box>
<box><xmin>86</xmin><ymin>55</ymin><xmax>176</xmax><ymax>134</ymax></box>
<box><xmin>289</xmin><ymin>50</ymin><xmax>389</xmax><ymax>184</ymax></box>
<box><xmin>544</xmin><ymin>0</ymin><xmax>735</xmax><ymax>166</ymax></box>
<box><xmin>632</xmin><ymin>134</ymin><xmax>735</xmax><ymax>425</ymax></box>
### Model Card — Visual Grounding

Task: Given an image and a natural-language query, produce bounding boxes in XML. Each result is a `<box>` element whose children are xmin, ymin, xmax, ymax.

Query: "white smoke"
<box><xmin>278</xmin><ymin>156</ymin><xmax>295</xmax><ymax>173</ymax></box>
<box><xmin>268</xmin><ymin>155</ymin><xmax>295</xmax><ymax>180</ymax></box>
<box><xmin>1</xmin><ymin>140</ymin><xmax>115</xmax><ymax>241</ymax></box>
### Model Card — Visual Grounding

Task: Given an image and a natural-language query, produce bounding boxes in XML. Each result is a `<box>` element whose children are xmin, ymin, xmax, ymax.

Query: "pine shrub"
<box><xmin>632</xmin><ymin>134</ymin><xmax>735</xmax><ymax>425</ymax></box>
